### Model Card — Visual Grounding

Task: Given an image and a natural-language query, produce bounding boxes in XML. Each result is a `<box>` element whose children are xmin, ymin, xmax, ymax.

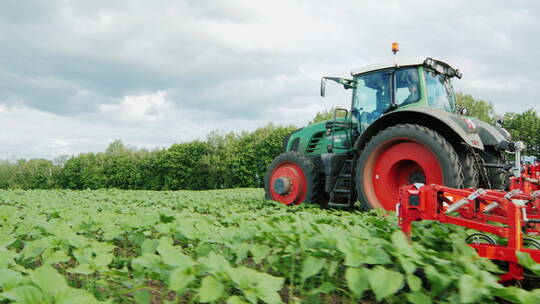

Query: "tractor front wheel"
<box><xmin>356</xmin><ymin>124</ymin><xmax>464</xmax><ymax>211</ymax></box>
<box><xmin>264</xmin><ymin>152</ymin><xmax>318</xmax><ymax>205</ymax></box>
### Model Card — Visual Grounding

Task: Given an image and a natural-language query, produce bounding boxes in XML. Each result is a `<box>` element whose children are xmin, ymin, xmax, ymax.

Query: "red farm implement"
<box><xmin>397</xmin><ymin>156</ymin><xmax>540</xmax><ymax>284</ymax></box>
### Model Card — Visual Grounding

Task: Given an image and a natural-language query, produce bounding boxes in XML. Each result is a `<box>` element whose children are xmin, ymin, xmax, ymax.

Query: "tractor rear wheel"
<box><xmin>264</xmin><ymin>152</ymin><xmax>318</xmax><ymax>205</ymax></box>
<box><xmin>459</xmin><ymin>150</ymin><xmax>479</xmax><ymax>188</ymax></box>
<box><xmin>356</xmin><ymin>124</ymin><xmax>464</xmax><ymax>211</ymax></box>
<box><xmin>479</xmin><ymin>147</ymin><xmax>510</xmax><ymax>190</ymax></box>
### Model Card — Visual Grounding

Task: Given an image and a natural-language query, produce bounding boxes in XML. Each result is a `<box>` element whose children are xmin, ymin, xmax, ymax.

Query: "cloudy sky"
<box><xmin>1</xmin><ymin>0</ymin><xmax>539</xmax><ymax>159</ymax></box>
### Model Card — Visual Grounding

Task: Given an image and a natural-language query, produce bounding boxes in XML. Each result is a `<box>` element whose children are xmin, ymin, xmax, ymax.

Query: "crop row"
<box><xmin>0</xmin><ymin>189</ymin><xmax>539</xmax><ymax>303</ymax></box>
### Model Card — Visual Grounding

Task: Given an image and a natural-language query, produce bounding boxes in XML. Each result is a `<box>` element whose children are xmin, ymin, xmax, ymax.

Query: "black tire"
<box><xmin>264</xmin><ymin>152</ymin><xmax>318</xmax><ymax>205</ymax></box>
<box><xmin>479</xmin><ymin>147</ymin><xmax>510</xmax><ymax>190</ymax></box>
<box><xmin>458</xmin><ymin>150</ymin><xmax>479</xmax><ymax>188</ymax></box>
<box><xmin>356</xmin><ymin>124</ymin><xmax>464</xmax><ymax>210</ymax></box>
<box><xmin>465</xmin><ymin>233</ymin><xmax>497</xmax><ymax>245</ymax></box>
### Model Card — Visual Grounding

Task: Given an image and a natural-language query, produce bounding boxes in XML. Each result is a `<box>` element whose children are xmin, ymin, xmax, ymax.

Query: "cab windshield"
<box><xmin>424</xmin><ymin>69</ymin><xmax>455</xmax><ymax>112</ymax></box>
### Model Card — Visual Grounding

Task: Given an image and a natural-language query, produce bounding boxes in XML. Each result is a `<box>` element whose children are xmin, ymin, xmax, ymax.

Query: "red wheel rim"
<box><xmin>363</xmin><ymin>139</ymin><xmax>443</xmax><ymax>210</ymax></box>
<box><xmin>269</xmin><ymin>161</ymin><xmax>308</xmax><ymax>205</ymax></box>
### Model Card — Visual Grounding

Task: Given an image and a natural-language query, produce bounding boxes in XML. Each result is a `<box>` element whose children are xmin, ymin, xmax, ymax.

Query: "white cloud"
<box><xmin>98</xmin><ymin>91</ymin><xmax>173</xmax><ymax>123</ymax></box>
<box><xmin>1</xmin><ymin>0</ymin><xmax>540</xmax><ymax>159</ymax></box>
<box><xmin>0</xmin><ymin>92</ymin><xmax>279</xmax><ymax>159</ymax></box>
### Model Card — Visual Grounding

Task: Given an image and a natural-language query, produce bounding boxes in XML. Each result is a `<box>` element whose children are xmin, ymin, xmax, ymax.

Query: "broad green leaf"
<box><xmin>363</xmin><ymin>246</ymin><xmax>392</xmax><ymax>264</ymax></box>
<box><xmin>233</xmin><ymin>243</ymin><xmax>251</xmax><ymax>264</ymax></box>
<box><xmin>21</xmin><ymin>238</ymin><xmax>52</xmax><ymax>258</ymax></box>
<box><xmin>406</xmin><ymin>291</ymin><xmax>432</xmax><ymax>304</ymax></box>
<box><xmin>141</xmin><ymin>239</ymin><xmax>158</xmax><ymax>254</ymax></box>
<box><xmin>102</xmin><ymin>227</ymin><xmax>123</xmax><ymax>241</ymax></box>
<box><xmin>1</xmin><ymin>285</ymin><xmax>44</xmax><ymax>304</ymax></box>
<box><xmin>66</xmin><ymin>234</ymin><xmax>89</xmax><ymax>249</ymax></box>
<box><xmin>458</xmin><ymin>274</ymin><xmax>481</xmax><ymax>303</ymax></box>
<box><xmin>424</xmin><ymin>265</ymin><xmax>451</xmax><ymax>296</ymax></box>
<box><xmin>68</xmin><ymin>263</ymin><xmax>94</xmax><ymax>275</ymax></box>
<box><xmin>0</xmin><ymin>269</ymin><xmax>23</xmax><ymax>291</ymax></box>
<box><xmin>199</xmin><ymin>252</ymin><xmax>230</xmax><ymax>274</ymax></box>
<box><xmin>229</xmin><ymin>266</ymin><xmax>284</xmax><ymax>304</ymax></box>
<box><xmin>198</xmin><ymin>276</ymin><xmax>225</xmax><ymax>303</ymax></box>
<box><xmin>131</xmin><ymin>253</ymin><xmax>162</xmax><ymax>271</ymax></box>
<box><xmin>406</xmin><ymin>273</ymin><xmax>422</xmax><ymax>292</ymax></box>
<box><xmin>517</xmin><ymin>251</ymin><xmax>540</xmax><ymax>276</ymax></box>
<box><xmin>397</xmin><ymin>255</ymin><xmax>417</xmax><ymax>274</ymax></box>
<box><xmin>93</xmin><ymin>252</ymin><xmax>113</xmax><ymax>268</ymax></box>
<box><xmin>155</xmin><ymin>223</ymin><xmax>172</xmax><ymax>234</ymax></box>
<box><xmin>73</xmin><ymin>248</ymin><xmax>92</xmax><ymax>264</ymax></box>
<box><xmin>56</xmin><ymin>288</ymin><xmax>101</xmax><ymax>304</ymax></box>
<box><xmin>0</xmin><ymin>235</ymin><xmax>15</xmax><ymax>247</ymax></box>
<box><xmin>493</xmin><ymin>286</ymin><xmax>538</xmax><ymax>304</ymax></box>
<box><xmin>0</xmin><ymin>248</ymin><xmax>16</xmax><ymax>267</ymax></box>
<box><xmin>326</xmin><ymin>260</ymin><xmax>339</xmax><ymax>276</ymax></box>
<box><xmin>133</xmin><ymin>290</ymin><xmax>151</xmax><ymax>304</ymax></box>
<box><xmin>168</xmin><ymin>268</ymin><xmax>195</xmax><ymax>293</ymax></box>
<box><xmin>157</xmin><ymin>238</ymin><xmax>194</xmax><ymax>268</ymax></box>
<box><xmin>195</xmin><ymin>242</ymin><xmax>213</xmax><ymax>257</ymax></box>
<box><xmin>42</xmin><ymin>250</ymin><xmax>70</xmax><ymax>265</ymax></box>
<box><xmin>31</xmin><ymin>265</ymin><xmax>68</xmax><ymax>297</ymax></box>
<box><xmin>250</xmin><ymin>245</ymin><xmax>271</xmax><ymax>264</ymax></box>
<box><xmin>336</xmin><ymin>237</ymin><xmax>390</xmax><ymax>266</ymax></box>
<box><xmin>300</xmin><ymin>256</ymin><xmax>325</xmax><ymax>282</ymax></box>
<box><xmin>345</xmin><ymin>267</ymin><xmax>368</xmax><ymax>298</ymax></box>
<box><xmin>226</xmin><ymin>295</ymin><xmax>249</xmax><ymax>304</ymax></box>
<box><xmin>368</xmin><ymin>266</ymin><xmax>404</xmax><ymax>301</ymax></box>
<box><xmin>391</xmin><ymin>230</ymin><xmax>418</xmax><ymax>258</ymax></box>
<box><xmin>308</xmin><ymin>282</ymin><xmax>335</xmax><ymax>295</ymax></box>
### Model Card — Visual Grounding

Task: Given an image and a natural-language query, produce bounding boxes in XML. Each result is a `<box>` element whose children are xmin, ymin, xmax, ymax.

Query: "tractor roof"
<box><xmin>350</xmin><ymin>58</ymin><xmax>459</xmax><ymax>78</ymax></box>
<box><xmin>351</xmin><ymin>59</ymin><xmax>422</xmax><ymax>76</ymax></box>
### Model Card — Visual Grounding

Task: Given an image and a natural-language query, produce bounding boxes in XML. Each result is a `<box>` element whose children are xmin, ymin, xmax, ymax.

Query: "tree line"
<box><xmin>1</xmin><ymin>94</ymin><xmax>539</xmax><ymax>190</ymax></box>
<box><xmin>0</xmin><ymin>124</ymin><xmax>295</xmax><ymax>190</ymax></box>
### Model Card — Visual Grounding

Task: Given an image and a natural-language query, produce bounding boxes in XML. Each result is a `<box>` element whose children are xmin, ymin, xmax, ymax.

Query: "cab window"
<box><xmin>395</xmin><ymin>67</ymin><xmax>420</xmax><ymax>106</ymax></box>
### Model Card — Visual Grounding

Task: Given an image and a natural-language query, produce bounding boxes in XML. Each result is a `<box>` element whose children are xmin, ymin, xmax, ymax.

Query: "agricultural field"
<box><xmin>0</xmin><ymin>189</ymin><xmax>540</xmax><ymax>303</ymax></box>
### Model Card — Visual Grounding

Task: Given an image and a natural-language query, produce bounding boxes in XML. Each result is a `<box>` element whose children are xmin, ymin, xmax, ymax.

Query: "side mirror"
<box><xmin>320</xmin><ymin>77</ymin><xmax>354</xmax><ymax>97</ymax></box>
<box><xmin>320</xmin><ymin>78</ymin><xmax>327</xmax><ymax>97</ymax></box>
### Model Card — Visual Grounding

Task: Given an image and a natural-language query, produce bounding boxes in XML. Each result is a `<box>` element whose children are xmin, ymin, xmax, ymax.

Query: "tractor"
<box><xmin>264</xmin><ymin>44</ymin><xmax>514</xmax><ymax>210</ymax></box>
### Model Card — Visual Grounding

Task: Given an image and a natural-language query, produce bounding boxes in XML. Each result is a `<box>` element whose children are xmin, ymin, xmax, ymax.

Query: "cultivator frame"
<box><xmin>397</xmin><ymin>174</ymin><xmax>540</xmax><ymax>283</ymax></box>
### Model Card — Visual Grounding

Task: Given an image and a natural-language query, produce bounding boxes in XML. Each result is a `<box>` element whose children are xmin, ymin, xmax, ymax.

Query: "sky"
<box><xmin>1</xmin><ymin>0</ymin><xmax>539</xmax><ymax>159</ymax></box>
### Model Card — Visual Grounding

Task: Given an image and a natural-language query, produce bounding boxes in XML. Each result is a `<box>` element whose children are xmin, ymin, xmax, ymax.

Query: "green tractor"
<box><xmin>264</xmin><ymin>51</ymin><xmax>514</xmax><ymax>210</ymax></box>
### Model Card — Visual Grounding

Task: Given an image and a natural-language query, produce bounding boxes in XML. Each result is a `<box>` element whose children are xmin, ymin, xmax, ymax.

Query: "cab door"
<box><xmin>351</xmin><ymin>69</ymin><xmax>393</xmax><ymax>134</ymax></box>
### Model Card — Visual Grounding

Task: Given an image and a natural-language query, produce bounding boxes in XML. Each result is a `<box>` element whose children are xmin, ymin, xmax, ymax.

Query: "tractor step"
<box><xmin>327</xmin><ymin>159</ymin><xmax>355</xmax><ymax>207</ymax></box>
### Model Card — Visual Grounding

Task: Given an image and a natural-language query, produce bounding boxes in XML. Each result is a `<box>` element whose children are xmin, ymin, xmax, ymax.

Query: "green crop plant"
<box><xmin>0</xmin><ymin>189</ymin><xmax>539</xmax><ymax>303</ymax></box>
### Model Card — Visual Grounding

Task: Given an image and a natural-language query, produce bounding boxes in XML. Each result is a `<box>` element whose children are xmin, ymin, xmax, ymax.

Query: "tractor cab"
<box><xmin>324</xmin><ymin>58</ymin><xmax>461</xmax><ymax>134</ymax></box>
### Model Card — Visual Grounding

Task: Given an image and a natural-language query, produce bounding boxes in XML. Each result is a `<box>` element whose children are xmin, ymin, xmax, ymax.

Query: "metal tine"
<box><xmin>504</xmin><ymin>189</ymin><xmax>521</xmax><ymax>200</ymax></box>
<box><xmin>483</xmin><ymin>202</ymin><xmax>499</xmax><ymax>213</ymax></box>
<box><xmin>446</xmin><ymin>189</ymin><xmax>486</xmax><ymax>214</ymax></box>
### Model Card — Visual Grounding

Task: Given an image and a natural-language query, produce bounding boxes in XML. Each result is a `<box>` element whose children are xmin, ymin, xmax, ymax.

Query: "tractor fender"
<box><xmin>473</xmin><ymin>119</ymin><xmax>511</xmax><ymax>146</ymax></box>
<box><xmin>354</xmin><ymin>108</ymin><xmax>484</xmax><ymax>151</ymax></box>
